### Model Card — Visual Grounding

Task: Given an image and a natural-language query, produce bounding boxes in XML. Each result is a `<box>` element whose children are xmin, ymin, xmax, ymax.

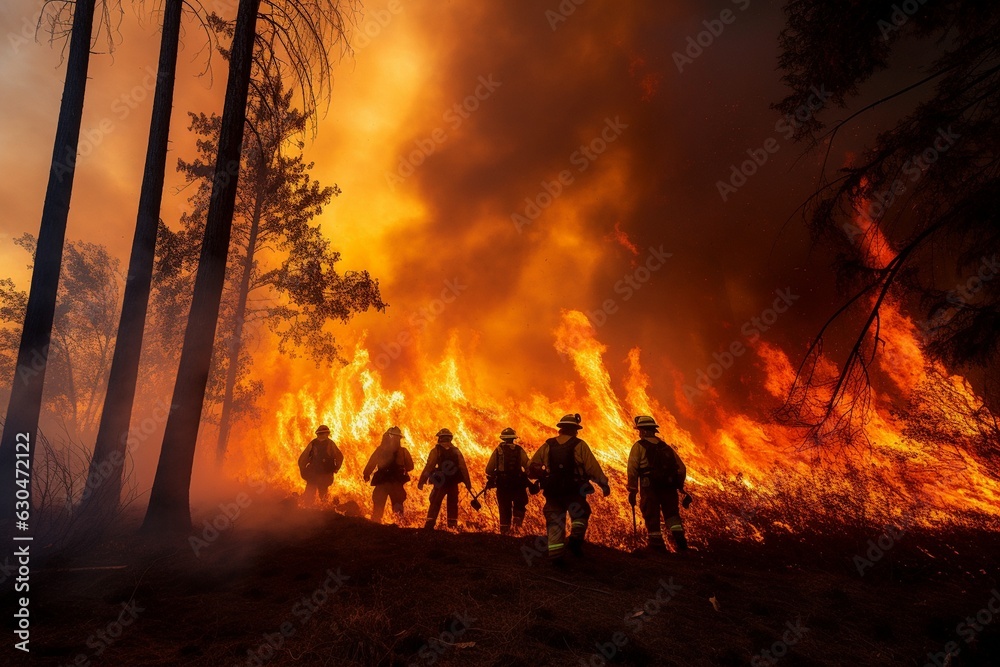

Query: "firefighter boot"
<box><xmin>667</xmin><ymin>515</ymin><xmax>687</xmax><ymax>552</ymax></box>
<box><xmin>672</xmin><ymin>530</ymin><xmax>688</xmax><ymax>552</ymax></box>
<box><xmin>648</xmin><ymin>530</ymin><xmax>667</xmax><ymax>552</ymax></box>
<box><xmin>567</xmin><ymin>535</ymin><xmax>584</xmax><ymax>556</ymax></box>
<box><xmin>568</xmin><ymin>519</ymin><xmax>587</xmax><ymax>556</ymax></box>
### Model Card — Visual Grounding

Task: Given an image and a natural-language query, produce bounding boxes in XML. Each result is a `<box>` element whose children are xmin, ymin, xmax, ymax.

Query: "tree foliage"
<box><xmin>1</xmin><ymin>235</ymin><xmax>122</xmax><ymax>437</ymax></box>
<box><xmin>143</xmin><ymin>0</ymin><xmax>362</xmax><ymax>533</ymax></box>
<box><xmin>205</xmin><ymin>0</ymin><xmax>360</xmax><ymax>131</ymax></box>
<box><xmin>151</xmin><ymin>73</ymin><xmax>384</xmax><ymax>435</ymax></box>
<box><xmin>775</xmin><ymin>0</ymin><xmax>1000</xmax><ymax>445</ymax></box>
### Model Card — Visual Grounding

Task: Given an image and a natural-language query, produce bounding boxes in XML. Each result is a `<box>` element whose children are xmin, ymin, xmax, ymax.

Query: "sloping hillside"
<box><xmin>16</xmin><ymin>499</ymin><xmax>1000</xmax><ymax>666</ymax></box>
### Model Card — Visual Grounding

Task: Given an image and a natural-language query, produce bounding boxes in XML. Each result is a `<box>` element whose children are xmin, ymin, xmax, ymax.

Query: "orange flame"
<box><xmin>233</xmin><ymin>297</ymin><xmax>1000</xmax><ymax>547</ymax></box>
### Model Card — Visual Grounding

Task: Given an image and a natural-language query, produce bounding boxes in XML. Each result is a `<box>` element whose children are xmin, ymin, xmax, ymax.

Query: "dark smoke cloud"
<box><xmin>0</xmin><ymin>0</ymin><xmax>930</xmax><ymax>433</ymax></box>
<box><xmin>361</xmin><ymin>0</ymin><xmax>862</xmax><ymax>415</ymax></box>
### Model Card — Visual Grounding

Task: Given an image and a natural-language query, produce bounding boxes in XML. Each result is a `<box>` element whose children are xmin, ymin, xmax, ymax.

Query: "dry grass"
<box><xmin>23</xmin><ymin>496</ymin><xmax>1000</xmax><ymax>667</ymax></box>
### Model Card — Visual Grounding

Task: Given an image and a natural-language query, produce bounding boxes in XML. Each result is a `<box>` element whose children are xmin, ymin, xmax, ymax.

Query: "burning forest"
<box><xmin>242</xmin><ymin>300</ymin><xmax>1000</xmax><ymax>547</ymax></box>
<box><xmin>1</xmin><ymin>0</ymin><xmax>1000</xmax><ymax>665</ymax></box>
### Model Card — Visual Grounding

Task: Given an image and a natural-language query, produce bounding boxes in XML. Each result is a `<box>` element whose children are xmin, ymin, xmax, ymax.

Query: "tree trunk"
<box><xmin>215</xmin><ymin>180</ymin><xmax>265</xmax><ymax>465</ymax></box>
<box><xmin>141</xmin><ymin>0</ymin><xmax>262</xmax><ymax>536</ymax></box>
<box><xmin>0</xmin><ymin>0</ymin><xmax>96</xmax><ymax>536</ymax></box>
<box><xmin>79</xmin><ymin>0</ymin><xmax>184</xmax><ymax>523</ymax></box>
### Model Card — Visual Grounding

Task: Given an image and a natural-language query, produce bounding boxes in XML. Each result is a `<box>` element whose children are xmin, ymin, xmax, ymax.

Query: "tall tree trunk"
<box><xmin>141</xmin><ymin>0</ymin><xmax>262</xmax><ymax>535</ymax></box>
<box><xmin>79</xmin><ymin>0</ymin><xmax>183</xmax><ymax>522</ymax></box>
<box><xmin>0</xmin><ymin>0</ymin><xmax>97</xmax><ymax>536</ymax></box>
<box><xmin>215</xmin><ymin>181</ymin><xmax>265</xmax><ymax>465</ymax></box>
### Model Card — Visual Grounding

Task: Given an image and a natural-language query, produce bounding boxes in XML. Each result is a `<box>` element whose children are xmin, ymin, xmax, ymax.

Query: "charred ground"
<box><xmin>12</xmin><ymin>498</ymin><xmax>1000</xmax><ymax>667</ymax></box>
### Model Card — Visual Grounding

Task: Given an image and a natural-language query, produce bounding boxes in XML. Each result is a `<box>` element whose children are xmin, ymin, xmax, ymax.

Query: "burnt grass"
<box><xmin>9</xmin><ymin>498</ymin><xmax>1000</xmax><ymax>667</ymax></box>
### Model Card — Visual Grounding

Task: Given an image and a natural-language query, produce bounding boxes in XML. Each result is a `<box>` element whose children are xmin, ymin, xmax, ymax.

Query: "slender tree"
<box><xmin>172</xmin><ymin>80</ymin><xmax>384</xmax><ymax>464</ymax></box>
<box><xmin>1</xmin><ymin>236</ymin><xmax>122</xmax><ymax>438</ymax></box>
<box><xmin>0</xmin><ymin>0</ymin><xmax>99</xmax><ymax>534</ymax></box>
<box><xmin>78</xmin><ymin>0</ymin><xmax>185</xmax><ymax>521</ymax></box>
<box><xmin>141</xmin><ymin>0</ymin><xmax>263</xmax><ymax>535</ymax></box>
<box><xmin>140</xmin><ymin>0</ymin><xmax>355</xmax><ymax>534</ymax></box>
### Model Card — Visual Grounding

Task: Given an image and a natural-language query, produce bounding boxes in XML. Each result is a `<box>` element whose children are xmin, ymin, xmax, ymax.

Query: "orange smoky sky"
<box><xmin>0</xmin><ymin>0</ymin><xmax>932</xmax><ymax>438</ymax></box>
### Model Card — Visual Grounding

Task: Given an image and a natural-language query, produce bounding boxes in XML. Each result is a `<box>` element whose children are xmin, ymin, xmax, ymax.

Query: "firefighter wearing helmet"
<box><xmin>418</xmin><ymin>428</ymin><xmax>472</xmax><ymax>529</ymax></box>
<box><xmin>297</xmin><ymin>425</ymin><xmax>344</xmax><ymax>505</ymax></box>
<box><xmin>485</xmin><ymin>427</ymin><xmax>534</xmax><ymax>534</ymax></box>
<box><xmin>527</xmin><ymin>413</ymin><xmax>610</xmax><ymax>563</ymax></box>
<box><xmin>363</xmin><ymin>426</ymin><xmax>415</xmax><ymax>524</ymax></box>
<box><xmin>627</xmin><ymin>415</ymin><xmax>691</xmax><ymax>552</ymax></box>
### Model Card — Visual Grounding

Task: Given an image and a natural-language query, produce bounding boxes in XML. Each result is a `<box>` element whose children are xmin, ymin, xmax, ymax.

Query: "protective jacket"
<box><xmin>626</xmin><ymin>437</ymin><xmax>686</xmax><ymax>492</ymax></box>
<box><xmin>298</xmin><ymin>438</ymin><xmax>344</xmax><ymax>482</ymax></box>
<box><xmin>364</xmin><ymin>446</ymin><xmax>414</xmax><ymax>485</ymax></box>
<box><xmin>486</xmin><ymin>443</ymin><xmax>529</xmax><ymax>488</ymax></box>
<box><xmin>419</xmin><ymin>443</ymin><xmax>472</xmax><ymax>488</ymax></box>
<box><xmin>528</xmin><ymin>436</ymin><xmax>607</xmax><ymax>496</ymax></box>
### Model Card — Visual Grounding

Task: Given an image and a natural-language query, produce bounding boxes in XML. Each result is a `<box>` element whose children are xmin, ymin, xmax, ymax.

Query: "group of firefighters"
<box><xmin>296</xmin><ymin>413</ymin><xmax>692</xmax><ymax>562</ymax></box>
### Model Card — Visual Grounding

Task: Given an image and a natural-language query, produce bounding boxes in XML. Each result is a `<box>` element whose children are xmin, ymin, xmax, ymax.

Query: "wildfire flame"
<box><xmin>233</xmin><ymin>298</ymin><xmax>1000</xmax><ymax>547</ymax></box>
<box><xmin>223</xmin><ymin>175</ymin><xmax>1000</xmax><ymax>548</ymax></box>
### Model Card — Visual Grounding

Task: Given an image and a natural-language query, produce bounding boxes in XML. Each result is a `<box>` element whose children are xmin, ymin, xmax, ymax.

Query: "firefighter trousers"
<box><xmin>303</xmin><ymin>474</ymin><xmax>334</xmax><ymax>504</ymax></box>
<box><xmin>496</xmin><ymin>484</ymin><xmax>528</xmax><ymax>533</ymax></box>
<box><xmin>543</xmin><ymin>493</ymin><xmax>591</xmax><ymax>559</ymax></box>
<box><xmin>640</xmin><ymin>486</ymin><xmax>685</xmax><ymax>549</ymax></box>
<box><xmin>425</xmin><ymin>483</ymin><xmax>460</xmax><ymax>528</ymax></box>
<box><xmin>372</xmin><ymin>482</ymin><xmax>407</xmax><ymax>523</ymax></box>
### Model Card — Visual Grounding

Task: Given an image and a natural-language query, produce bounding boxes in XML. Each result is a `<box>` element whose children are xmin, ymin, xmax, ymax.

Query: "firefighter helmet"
<box><xmin>385</xmin><ymin>426</ymin><xmax>404</xmax><ymax>439</ymax></box>
<box><xmin>556</xmin><ymin>413</ymin><xmax>582</xmax><ymax>429</ymax></box>
<box><xmin>436</xmin><ymin>428</ymin><xmax>454</xmax><ymax>441</ymax></box>
<box><xmin>633</xmin><ymin>415</ymin><xmax>659</xmax><ymax>431</ymax></box>
<box><xmin>500</xmin><ymin>427</ymin><xmax>517</xmax><ymax>441</ymax></box>
<box><xmin>315</xmin><ymin>425</ymin><xmax>331</xmax><ymax>435</ymax></box>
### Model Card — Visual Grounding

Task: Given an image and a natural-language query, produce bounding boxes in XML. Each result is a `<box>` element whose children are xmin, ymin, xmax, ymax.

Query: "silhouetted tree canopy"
<box><xmin>151</xmin><ymin>70</ymin><xmax>384</xmax><ymax>453</ymax></box>
<box><xmin>775</xmin><ymin>0</ymin><xmax>1000</xmax><ymax>445</ymax></box>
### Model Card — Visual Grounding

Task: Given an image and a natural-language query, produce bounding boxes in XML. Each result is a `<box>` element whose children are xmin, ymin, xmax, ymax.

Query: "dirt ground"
<box><xmin>8</xmin><ymin>498</ymin><xmax>1000</xmax><ymax>666</ymax></box>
